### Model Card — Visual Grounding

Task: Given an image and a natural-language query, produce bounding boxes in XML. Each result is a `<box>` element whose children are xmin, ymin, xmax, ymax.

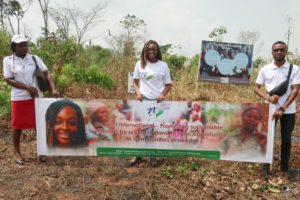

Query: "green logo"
<box><xmin>156</xmin><ymin>109</ymin><xmax>164</xmax><ymax>118</ymax></box>
<box><xmin>146</xmin><ymin>75</ymin><xmax>154</xmax><ymax>80</ymax></box>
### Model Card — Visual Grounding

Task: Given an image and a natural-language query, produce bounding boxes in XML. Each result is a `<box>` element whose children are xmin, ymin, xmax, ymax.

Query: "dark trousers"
<box><xmin>264</xmin><ymin>113</ymin><xmax>295</xmax><ymax>172</ymax></box>
<box><xmin>278</xmin><ymin>113</ymin><xmax>295</xmax><ymax>171</ymax></box>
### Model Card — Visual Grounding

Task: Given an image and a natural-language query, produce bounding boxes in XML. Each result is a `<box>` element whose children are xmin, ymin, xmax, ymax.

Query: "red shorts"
<box><xmin>11</xmin><ymin>99</ymin><xmax>36</xmax><ymax>129</ymax></box>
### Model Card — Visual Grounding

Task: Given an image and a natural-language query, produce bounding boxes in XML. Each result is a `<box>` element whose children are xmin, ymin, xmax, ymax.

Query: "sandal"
<box><xmin>15</xmin><ymin>159</ymin><xmax>24</xmax><ymax>165</ymax></box>
<box><xmin>128</xmin><ymin>157</ymin><xmax>142</xmax><ymax>167</ymax></box>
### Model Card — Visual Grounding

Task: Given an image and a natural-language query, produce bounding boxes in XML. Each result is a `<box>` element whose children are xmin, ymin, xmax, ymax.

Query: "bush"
<box><xmin>0</xmin><ymin>82</ymin><xmax>11</xmax><ymax>118</ymax></box>
<box><xmin>61</xmin><ymin>64</ymin><xmax>114</xmax><ymax>90</ymax></box>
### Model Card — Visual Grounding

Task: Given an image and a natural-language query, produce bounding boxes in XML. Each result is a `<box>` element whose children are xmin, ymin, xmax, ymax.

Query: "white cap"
<box><xmin>11</xmin><ymin>35</ymin><xmax>27</xmax><ymax>44</ymax></box>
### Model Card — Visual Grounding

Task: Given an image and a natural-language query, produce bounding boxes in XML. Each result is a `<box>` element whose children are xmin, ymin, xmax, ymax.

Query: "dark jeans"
<box><xmin>264</xmin><ymin>113</ymin><xmax>295</xmax><ymax>172</ymax></box>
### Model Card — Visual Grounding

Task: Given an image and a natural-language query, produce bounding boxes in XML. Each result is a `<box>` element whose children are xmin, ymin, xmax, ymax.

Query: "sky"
<box><xmin>18</xmin><ymin>0</ymin><xmax>300</xmax><ymax>59</ymax></box>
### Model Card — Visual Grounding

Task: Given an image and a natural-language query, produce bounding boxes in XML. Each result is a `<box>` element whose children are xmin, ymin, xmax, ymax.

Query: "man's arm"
<box><xmin>281</xmin><ymin>84</ymin><xmax>299</xmax><ymax>110</ymax></box>
<box><xmin>254</xmin><ymin>83</ymin><xmax>279</xmax><ymax>104</ymax></box>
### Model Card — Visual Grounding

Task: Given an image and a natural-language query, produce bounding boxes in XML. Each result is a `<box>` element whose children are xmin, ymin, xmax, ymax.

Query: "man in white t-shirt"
<box><xmin>255</xmin><ymin>41</ymin><xmax>300</xmax><ymax>178</ymax></box>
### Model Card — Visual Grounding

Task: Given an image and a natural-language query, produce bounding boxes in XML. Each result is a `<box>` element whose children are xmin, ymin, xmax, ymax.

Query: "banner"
<box><xmin>36</xmin><ymin>98</ymin><xmax>275</xmax><ymax>163</ymax></box>
<box><xmin>198</xmin><ymin>40</ymin><xmax>253</xmax><ymax>85</ymax></box>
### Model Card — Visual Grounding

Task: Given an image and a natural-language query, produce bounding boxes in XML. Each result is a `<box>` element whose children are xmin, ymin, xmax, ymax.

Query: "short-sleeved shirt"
<box><xmin>133</xmin><ymin>60</ymin><xmax>172</xmax><ymax>99</ymax></box>
<box><xmin>3</xmin><ymin>53</ymin><xmax>48</xmax><ymax>101</ymax></box>
<box><xmin>256</xmin><ymin>61</ymin><xmax>300</xmax><ymax>113</ymax></box>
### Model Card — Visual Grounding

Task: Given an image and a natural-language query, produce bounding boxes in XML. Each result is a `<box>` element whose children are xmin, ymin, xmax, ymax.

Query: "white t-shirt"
<box><xmin>133</xmin><ymin>60</ymin><xmax>172</xmax><ymax>99</ymax></box>
<box><xmin>3</xmin><ymin>53</ymin><xmax>48</xmax><ymax>101</ymax></box>
<box><xmin>256</xmin><ymin>61</ymin><xmax>300</xmax><ymax>113</ymax></box>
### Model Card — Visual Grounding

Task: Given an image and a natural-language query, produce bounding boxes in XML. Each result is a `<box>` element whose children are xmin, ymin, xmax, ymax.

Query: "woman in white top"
<box><xmin>3</xmin><ymin>35</ymin><xmax>58</xmax><ymax>164</ymax></box>
<box><xmin>129</xmin><ymin>40</ymin><xmax>172</xmax><ymax>166</ymax></box>
<box><xmin>133</xmin><ymin>40</ymin><xmax>172</xmax><ymax>102</ymax></box>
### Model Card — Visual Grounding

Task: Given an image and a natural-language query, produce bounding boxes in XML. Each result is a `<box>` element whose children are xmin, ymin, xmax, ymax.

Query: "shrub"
<box><xmin>0</xmin><ymin>82</ymin><xmax>11</xmax><ymax>118</ymax></box>
<box><xmin>60</xmin><ymin>64</ymin><xmax>114</xmax><ymax>90</ymax></box>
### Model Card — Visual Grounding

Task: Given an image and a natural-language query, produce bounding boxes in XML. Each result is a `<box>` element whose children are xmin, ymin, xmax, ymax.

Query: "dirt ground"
<box><xmin>0</xmin><ymin>117</ymin><xmax>299</xmax><ymax>200</ymax></box>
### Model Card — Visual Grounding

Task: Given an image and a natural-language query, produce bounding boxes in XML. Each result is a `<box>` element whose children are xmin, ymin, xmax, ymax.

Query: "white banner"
<box><xmin>36</xmin><ymin>98</ymin><xmax>275</xmax><ymax>163</ymax></box>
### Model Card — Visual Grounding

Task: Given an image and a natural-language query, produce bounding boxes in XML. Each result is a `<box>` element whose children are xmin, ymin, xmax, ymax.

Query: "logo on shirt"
<box><xmin>146</xmin><ymin>75</ymin><xmax>154</xmax><ymax>80</ymax></box>
<box><xmin>139</xmin><ymin>72</ymin><xmax>147</xmax><ymax>79</ymax></box>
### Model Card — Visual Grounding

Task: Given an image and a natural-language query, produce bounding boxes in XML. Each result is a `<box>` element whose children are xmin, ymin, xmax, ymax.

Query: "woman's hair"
<box><xmin>10</xmin><ymin>42</ymin><xmax>16</xmax><ymax>52</ymax></box>
<box><xmin>45</xmin><ymin>99</ymin><xmax>87</xmax><ymax>147</ymax></box>
<box><xmin>140</xmin><ymin>40</ymin><xmax>162</xmax><ymax>68</ymax></box>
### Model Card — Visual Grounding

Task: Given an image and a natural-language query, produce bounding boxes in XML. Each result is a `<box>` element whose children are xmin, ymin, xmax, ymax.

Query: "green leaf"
<box><xmin>156</xmin><ymin>109</ymin><xmax>164</xmax><ymax>118</ymax></box>
<box><xmin>268</xmin><ymin>188</ymin><xmax>280</xmax><ymax>193</ymax></box>
<box><xmin>146</xmin><ymin>75</ymin><xmax>154</xmax><ymax>80</ymax></box>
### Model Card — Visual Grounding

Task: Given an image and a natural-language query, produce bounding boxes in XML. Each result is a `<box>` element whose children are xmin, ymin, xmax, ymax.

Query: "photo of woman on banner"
<box><xmin>221</xmin><ymin>106</ymin><xmax>267</xmax><ymax>158</ymax></box>
<box><xmin>45</xmin><ymin>99</ymin><xmax>87</xmax><ymax>148</ymax></box>
<box><xmin>85</xmin><ymin>99</ymin><xmax>113</xmax><ymax>144</ymax></box>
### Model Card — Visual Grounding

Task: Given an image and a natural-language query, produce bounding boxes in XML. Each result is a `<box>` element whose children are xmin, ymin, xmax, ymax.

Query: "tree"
<box><xmin>0</xmin><ymin>0</ymin><xmax>32</xmax><ymax>34</ymax></box>
<box><xmin>107</xmin><ymin>14</ymin><xmax>147</xmax><ymax>56</ymax></box>
<box><xmin>38</xmin><ymin>0</ymin><xmax>50</xmax><ymax>38</ymax></box>
<box><xmin>238</xmin><ymin>30</ymin><xmax>260</xmax><ymax>45</ymax></box>
<box><xmin>49</xmin><ymin>7</ymin><xmax>71</xmax><ymax>41</ymax></box>
<box><xmin>285</xmin><ymin>16</ymin><xmax>294</xmax><ymax>48</ymax></box>
<box><xmin>0</xmin><ymin>0</ymin><xmax>8</xmax><ymax>30</ymax></box>
<box><xmin>4</xmin><ymin>0</ymin><xmax>23</xmax><ymax>34</ymax></box>
<box><xmin>69</xmin><ymin>3</ymin><xmax>106</xmax><ymax>44</ymax></box>
<box><xmin>208</xmin><ymin>26</ymin><xmax>227</xmax><ymax>42</ymax></box>
<box><xmin>237</xmin><ymin>30</ymin><xmax>263</xmax><ymax>55</ymax></box>
<box><xmin>49</xmin><ymin>2</ymin><xmax>106</xmax><ymax>44</ymax></box>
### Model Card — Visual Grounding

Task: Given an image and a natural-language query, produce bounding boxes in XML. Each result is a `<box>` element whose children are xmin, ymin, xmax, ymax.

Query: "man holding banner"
<box><xmin>254</xmin><ymin>41</ymin><xmax>300</xmax><ymax>178</ymax></box>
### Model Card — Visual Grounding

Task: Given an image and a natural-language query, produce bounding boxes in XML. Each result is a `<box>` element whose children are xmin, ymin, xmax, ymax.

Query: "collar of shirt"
<box><xmin>13</xmin><ymin>53</ymin><xmax>31</xmax><ymax>61</ymax></box>
<box><xmin>269</xmin><ymin>60</ymin><xmax>289</xmax><ymax>69</ymax></box>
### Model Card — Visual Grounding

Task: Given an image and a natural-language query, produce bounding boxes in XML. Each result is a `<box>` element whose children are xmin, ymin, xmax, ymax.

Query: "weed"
<box><xmin>163</xmin><ymin>167</ymin><xmax>173</xmax><ymax>179</ymax></box>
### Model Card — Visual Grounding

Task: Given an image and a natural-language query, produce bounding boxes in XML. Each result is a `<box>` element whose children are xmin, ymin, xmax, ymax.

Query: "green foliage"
<box><xmin>85</xmin><ymin>45</ymin><xmax>112</xmax><ymax>65</ymax></box>
<box><xmin>31</xmin><ymin>37</ymin><xmax>84</xmax><ymax>70</ymax></box>
<box><xmin>120</xmin><ymin>14</ymin><xmax>146</xmax><ymax>31</ymax></box>
<box><xmin>253</xmin><ymin>56</ymin><xmax>267</xmax><ymax>68</ymax></box>
<box><xmin>61</xmin><ymin>64</ymin><xmax>114</xmax><ymax>90</ymax></box>
<box><xmin>51</xmin><ymin>73</ymin><xmax>71</xmax><ymax>92</ymax></box>
<box><xmin>0</xmin><ymin>30</ymin><xmax>11</xmax><ymax>66</ymax></box>
<box><xmin>0</xmin><ymin>82</ymin><xmax>11</xmax><ymax>118</ymax></box>
<box><xmin>162</xmin><ymin>167</ymin><xmax>173</xmax><ymax>179</ymax></box>
<box><xmin>191</xmin><ymin>54</ymin><xmax>200</xmax><ymax>68</ymax></box>
<box><xmin>206</xmin><ymin>106</ymin><xmax>222</xmax><ymax>122</ymax></box>
<box><xmin>160</xmin><ymin>44</ymin><xmax>172</xmax><ymax>55</ymax></box>
<box><xmin>209</xmin><ymin>26</ymin><xmax>227</xmax><ymax>42</ymax></box>
<box><xmin>176</xmin><ymin>161</ymin><xmax>200</xmax><ymax>173</ymax></box>
<box><xmin>166</xmin><ymin>54</ymin><xmax>187</xmax><ymax>69</ymax></box>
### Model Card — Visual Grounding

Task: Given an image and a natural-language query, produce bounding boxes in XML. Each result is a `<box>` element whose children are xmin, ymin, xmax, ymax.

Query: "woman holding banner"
<box><xmin>129</xmin><ymin>40</ymin><xmax>172</xmax><ymax>167</ymax></box>
<box><xmin>3</xmin><ymin>35</ymin><xmax>58</xmax><ymax>164</ymax></box>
